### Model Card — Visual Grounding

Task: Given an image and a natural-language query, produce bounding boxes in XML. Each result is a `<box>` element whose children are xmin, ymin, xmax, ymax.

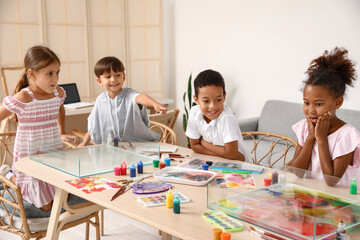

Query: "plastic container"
<box><xmin>153</xmin><ymin>159</ymin><xmax>160</xmax><ymax>168</ymax></box>
<box><xmin>137</xmin><ymin>160</ymin><xmax>143</xmax><ymax>174</ymax></box>
<box><xmin>166</xmin><ymin>189</ymin><xmax>174</xmax><ymax>208</ymax></box>
<box><xmin>164</xmin><ymin>158</ymin><xmax>171</xmax><ymax>166</ymax></box>
<box><xmin>114</xmin><ymin>167</ymin><xmax>121</xmax><ymax>176</ymax></box>
<box><xmin>173</xmin><ymin>195</ymin><xmax>180</xmax><ymax>213</ymax></box>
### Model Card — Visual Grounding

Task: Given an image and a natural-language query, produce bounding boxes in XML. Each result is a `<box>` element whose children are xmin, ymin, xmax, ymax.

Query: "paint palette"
<box><xmin>132</xmin><ymin>181</ymin><xmax>172</xmax><ymax>194</ymax></box>
<box><xmin>137</xmin><ymin>191</ymin><xmax>190</xmax><ymax>207</ymax></box>
<box><xmin>176</xmin><ymin>158</ymin><xmax>207</xmax><ymax>169</ymax></box>
<box><xmin>212</xmin><ymin>162</ymin><xmax>264</xmax><ymax>174</ymax></box>
<box><xmin>202</xmin><ymin>210</ymin><xmax>243</xmax><ymax>232</ymax></box>
<box><xmin>153</xmin><ymin>167</ymin><xmax>217</xmax><ymax>186</ymax></box>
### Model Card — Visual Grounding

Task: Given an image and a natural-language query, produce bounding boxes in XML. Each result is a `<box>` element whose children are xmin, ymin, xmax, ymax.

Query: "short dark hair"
<box><xmin>194</xmin><ymin>69</ymin><xmax>226</xmax><ymax>98</ymax></box>
<box><xmin>304</xmin><ymin>47</ymin><xmax>356</xmax><ymax>97</ymax></box>
<box><xmin>94</xmin><ymin>56</ymin><xmax>125</xmax><ymax>78</ymax></box>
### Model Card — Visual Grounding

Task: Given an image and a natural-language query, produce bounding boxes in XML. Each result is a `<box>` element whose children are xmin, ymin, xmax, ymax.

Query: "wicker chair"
<box><xmin>148</xmin><ymin>109</ymin><xmax>179</xmax><ymax>129</ymax></box>
<box><xmin>0</xmin><ymin>131</ymin><xmax>101</xmax><ymax>239</ymax></box>
<box><xmin>149</xmin><ymin>120</ymin><xmax>178</xmax><ymax>145</ymax></box>
<box><xmin>242</xmin><ymin>131</ymin><xmax>297</xmax><ymax>168</ymax></box>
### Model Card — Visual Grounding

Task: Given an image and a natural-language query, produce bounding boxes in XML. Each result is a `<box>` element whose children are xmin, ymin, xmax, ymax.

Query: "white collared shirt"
<box><xmin>185</xmin><ymin>104</ymin><xmax>250</xmax><ymax>160</ymax></box>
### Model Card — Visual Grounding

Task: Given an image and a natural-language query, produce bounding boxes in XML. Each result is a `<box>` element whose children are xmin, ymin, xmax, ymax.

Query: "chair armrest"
<box><xmin>238</xmin><ymin>117</ymin><xmax>259</xmax><ymax>132</ymax></box>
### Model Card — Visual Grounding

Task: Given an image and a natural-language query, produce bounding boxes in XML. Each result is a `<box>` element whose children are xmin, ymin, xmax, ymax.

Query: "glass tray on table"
<box><xmin>207</xmin><ymin>166</ymin><xmax>360</xmax><ymax>240</ymax></box>
<box><xmin>29</xmin><ymin>135</ymin><xmax>159</xmax><ymax>177</ymax></box>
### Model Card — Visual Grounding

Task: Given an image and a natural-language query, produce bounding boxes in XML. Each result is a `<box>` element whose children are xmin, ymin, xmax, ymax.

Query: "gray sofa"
<box><xmin>239</xmin><ymin>99</ymin><xmax>360</xmax><ymax>168</ymax></box>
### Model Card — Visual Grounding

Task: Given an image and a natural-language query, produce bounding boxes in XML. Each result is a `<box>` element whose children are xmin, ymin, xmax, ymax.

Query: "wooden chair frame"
<box><xmin>242</xmin><ymin>131</ymin><xmax>297</xmax><ymax>168</ymax></box>
<box><xmin>0</xmin><ymin>174</ymin><xmax>100</xmax><ymax>240</ymax></box>
<box><xmin>148</xmin><ymin>109</ymin><xmax>179</xmax><ymax>129</ymax></box>
<box><xmin>0</xmin><ymin>133</ymin><xmax>100</xmax><ymax>239</ymax></box>
<box><xmin>1</xmin><ymin>66</ymin><xmax>24</xmax><ymax>97</ymax></box>
<box><xmin>0</xmin><ymin>132</ymin><xmax>16</xmax><ymax>167</ymax></box>
<box><xmin>149</xmin><ymin>120</ymin><xmax>178</xmax><ymax>145</ymax></box>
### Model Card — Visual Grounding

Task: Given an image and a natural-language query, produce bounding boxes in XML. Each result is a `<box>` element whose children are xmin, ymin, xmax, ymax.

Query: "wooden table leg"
<box><xmin>45</xmin><ymin>188</ymin><xmax>104</xmax><ymax>239</ymax></box>
<box><xmin>160</xmin><ymin>230</ymin><xmax>173</xmax><ymax>240</ymax></box>
<box><xmin>46</xmin><ymin>188</ymin><xmax>68</xmax><ymax>239</ymax></box>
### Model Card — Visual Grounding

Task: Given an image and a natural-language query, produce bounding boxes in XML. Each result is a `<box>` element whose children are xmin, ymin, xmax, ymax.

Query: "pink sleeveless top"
<box><xmin>3</xmin><ymin>87</ymin><xmax>66</xmax><ymax>208</ymax></box>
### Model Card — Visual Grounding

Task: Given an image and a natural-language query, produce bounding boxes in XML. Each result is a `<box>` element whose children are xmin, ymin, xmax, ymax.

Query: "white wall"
<box><xmin>163</xmin><ymin>0</ymin><xmax>360</xmax><ymax>147</ymax></box>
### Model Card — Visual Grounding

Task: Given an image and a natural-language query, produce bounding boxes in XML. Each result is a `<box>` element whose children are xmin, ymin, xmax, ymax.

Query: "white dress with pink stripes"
<box><xmin>3</xmin><ymin>87</ymin><xmax>65</xmax><ymax>208</ymax></box>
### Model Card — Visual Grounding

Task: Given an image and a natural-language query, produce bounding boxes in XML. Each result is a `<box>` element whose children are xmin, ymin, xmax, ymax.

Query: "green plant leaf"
<box><xmin>182</xmin><ymin>92</ymin><xmax>186</xmax><ymax>112</ymax></box>
<box><xmin>187</xmin><ymin>74</ymin><xmax>192</xmax><ymax>110</ymax></box>
<box><xmin>182</xmin><ymin>113</ymin><xmax>187</xmax><ymax>132</ymax></box>
<box><xmin>184</xmin><ymin>107</ymin><xmax>188</xmax><ymax>121</ymax></box>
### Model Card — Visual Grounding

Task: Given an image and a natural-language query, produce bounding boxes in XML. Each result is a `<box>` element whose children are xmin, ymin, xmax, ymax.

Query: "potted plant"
<box><xmin>182</xmin><ymin>74</ymin><xmax>196</xmax><ymax>146</ymax></box>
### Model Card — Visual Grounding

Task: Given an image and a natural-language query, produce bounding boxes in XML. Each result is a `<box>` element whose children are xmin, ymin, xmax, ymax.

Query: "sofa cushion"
<box><xmin>258</xmin><ymin>100</ymin><xmax>360</xmax><ymax>143</ymax></box>
<box><xmin>257</xmin><ymin>100</ymin><xmax>303</xmax><ymax>141</ymax></box>
<box><xmin>1</xmin><ymin>188</ymin><xmax>86</xmax><ymax>218</ymax></box>
<box><xmin>0</xmin><ymin>189</ymin><xmax>88</xmax><ymax>232</ymax></box>
<box><xmin>337</xmin><ymin>108</ymin><xmax>360</xmax><ymax>131</ymax></box>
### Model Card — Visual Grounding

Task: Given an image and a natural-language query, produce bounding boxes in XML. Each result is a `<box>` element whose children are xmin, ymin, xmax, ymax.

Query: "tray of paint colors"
<box><xmin>202</xmin><ymin>210</ymin><xmax>243</xmax><ymax>232</ymax></box>
<box><xmin>153</xmin><ymin>167</ymin><xmax>217</xmax><ymax>186</ymax></box>
<box><xmin>137</xmin><ymin>191</ymin><xmax>190</xmax><ymax>207</ymax></box>
<box><xmin>176</xmin><ymin>158</ymin><xmax>208</xmax><ymax>169</ymax></box>
<box><xmin>211</xmin><ymin>162</ymin><xmax>264</xmax><ymax>174</ymax></box>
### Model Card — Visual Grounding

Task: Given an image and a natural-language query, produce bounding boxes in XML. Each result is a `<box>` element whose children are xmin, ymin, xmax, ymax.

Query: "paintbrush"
<box><xmin>111</xmin><ymin>185</ymin><xmax>126</xmax><ymax>201</ymax></box>
<box><xmin>170</xmin><ymin>158</ymin><xmax>183</xmax><ymax>162</ymax></box>
<box><xmin>249</xmin><ymin>229</ymin><xmax>273</xmax><ymax>240</ymax></box>
<box><xmin>250</xmin><ymin>226</ymin><xmax>286</xmax><ymax>240</ymax></box>
<box><xmin>117</xmin><ymin>174</ymin><xmax>152</xmax><ymax>183</ymax></box>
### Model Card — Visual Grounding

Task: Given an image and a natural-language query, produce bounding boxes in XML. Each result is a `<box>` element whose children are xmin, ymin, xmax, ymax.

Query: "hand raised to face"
<box><xmin>315</xmin><ymin>111</ymin><xmax>332</xmax><ymax>141</ymax></box>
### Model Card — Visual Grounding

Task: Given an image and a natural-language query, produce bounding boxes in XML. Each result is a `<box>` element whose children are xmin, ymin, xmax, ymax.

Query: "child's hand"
<box><xmin>153</xmin><ymin>103</ymin><xmax>167</xmax><ymax>114</ymax></box>
<box><xmin>77</xmin><ymin>141</ymin><xmax>86</xmax><ymax>148</ymax></box>
<box><xmin>305</xmin><ymin>115</ymin><xmax>315</xmax><ymax>139</ymax></box>
<box><xmin>61</xmin><ymin>134</ymin><xmax>78</xmax><ymax>145</ymax></box>
<box><xmin>315</xmin><ymin>111</ymin><xmax>331</xmax><ymax>141</ymax></box>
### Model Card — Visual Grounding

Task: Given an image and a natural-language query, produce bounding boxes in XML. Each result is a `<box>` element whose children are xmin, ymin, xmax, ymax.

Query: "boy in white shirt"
<box><xmin>185</xmin><ymin>69</ymin><xmax>249</xmax><ymax>161</ymax></box>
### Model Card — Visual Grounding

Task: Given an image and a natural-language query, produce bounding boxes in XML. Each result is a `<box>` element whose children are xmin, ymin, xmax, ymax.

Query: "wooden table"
<box><xmin>16</xmin><ymin>146</ymin><xmax>360</xmax><ymax>240</ymax></box>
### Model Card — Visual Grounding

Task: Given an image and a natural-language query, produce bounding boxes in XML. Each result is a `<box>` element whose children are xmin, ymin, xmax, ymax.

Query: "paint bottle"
<box><xmin>278</xmin><ymin>174</ymin><xmax>286</xmax><ymax>184</ymax></box>
<box><xmin>264</xmin><ymin>178</ymin><xmax>272</xmax><ymax>186</ymax></box>
<box><xmin>130</xmin><ymin>162</ymin><xmax>136</xmax><ymax>178</ymax></box>
<box><xmin>350</xmin><ymin>176</ymin><xmax>357</xmax><ymax>195</ymax></box>
<box><xmin>159</xmin><ymin>162</ymin><xmax>166</xmax><ymax>169</ymax></box>
<box><xmin>107</xmin><ymin>133</ymin><xmax>112</xmax><ymax>145</ymax></box>
<box><xmin>220</xmin><ymin>232</ymin><xmax>231</xmax><ymax>240</ymax></box>
<box><xmin>336</xmin><ymin>220</ymin><xmax>347</xmax><ymax>240</ymax></box>
<box><xmin>166</xmin><ymin>189</ymin><xmax>174</xmax><ymax>208</ymax></box>
<box><xmin>272</xmin><ymin>167</ymin><xmax>278</xmax><ymax>185</ymax></box>
<box><xmin>164</xmin><ymin>158</ymin><xmax>171</xmax><ymax>166</ymax></box>
<box><xmin>114</xmin><ymin>167</ymin><xmax>121</xmax><ymax>176</ymax></box>
<box><xmin>121</xmin><ymin>161</ymin><xmax>127</xmax><ymax>175</ymax></box>
<box><xmin>137</xmin><ymin>160</ymin><xmax>143</xmax><ymax>174</ymax></box>
<box><xmin>153</xmin><ymin>159</ymin><xmax>160</xmax><ymax>168</ymax></box>
<box><xmin>173</xmin><ymin>195</ymin><xmax>180</xmax><ymax>214</ymax></box>
<box><xmin>202</xmin><ymin>164</ymin><xmax>209</xmax><ymax>171</ymax></box>
<box><xmin>113</xmin><ymin>135</ymin><xmax>119</xmax><ymax>147</ymax></box>
<box><xmin>212</xmin><ymin>228</ymin><xmax>222</xmax><ymax>240</ymax></box>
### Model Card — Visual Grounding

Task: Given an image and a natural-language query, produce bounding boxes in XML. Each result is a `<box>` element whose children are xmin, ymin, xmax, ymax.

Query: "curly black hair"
<box><xmin>194</xmin><ymin>69</ymin><xmax>226</xmax><ymax>98</ymax></box>
<box><xmin>304</xmin><ymin>47</ymin><xmax>357</xmax><ymax>97</ymax></box>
